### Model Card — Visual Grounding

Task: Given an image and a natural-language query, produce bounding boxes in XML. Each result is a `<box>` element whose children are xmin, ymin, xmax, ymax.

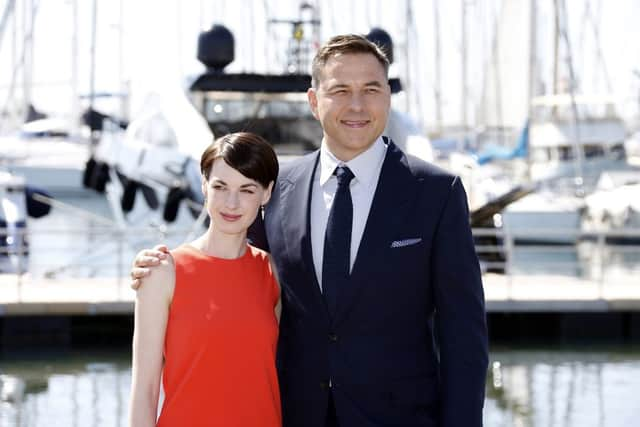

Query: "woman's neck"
<box><xmin>194</xmin><ymin>229</ymin><xmax>247</xmax><ymax>259</ymax></box>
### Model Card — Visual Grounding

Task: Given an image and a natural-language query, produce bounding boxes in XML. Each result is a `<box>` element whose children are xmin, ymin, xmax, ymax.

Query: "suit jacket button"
<box><xmin>328</xmin><ymin>333</ymin><xmax>338</xmax><ymax>342</ymax></box>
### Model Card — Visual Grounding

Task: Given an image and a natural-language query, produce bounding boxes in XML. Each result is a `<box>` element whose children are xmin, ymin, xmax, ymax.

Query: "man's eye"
<box><xmin>213</xmin><ymin>185</ymin><xmax>225</xmax><ymax>190</ymax></box>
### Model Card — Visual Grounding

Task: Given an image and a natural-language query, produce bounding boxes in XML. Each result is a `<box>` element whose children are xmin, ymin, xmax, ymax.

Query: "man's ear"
<box><xmin>307</xmin><ymin>88</ymin><xmax>319</xmax><ymax>120</ymax></box>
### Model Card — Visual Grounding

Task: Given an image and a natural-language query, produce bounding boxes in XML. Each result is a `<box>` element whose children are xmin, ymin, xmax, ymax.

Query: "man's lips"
<box><xmin>341</xmin><ymin>120</ymin><xmax>369</xmax><ymax>128</ymax></box>
<box><xmin>220</xmin><ymin>212</ymin><xmax>242</xmax><ymax>222</ymax></box>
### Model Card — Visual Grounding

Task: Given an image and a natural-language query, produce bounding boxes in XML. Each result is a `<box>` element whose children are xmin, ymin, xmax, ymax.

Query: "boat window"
<box><xmin>532</xmin><ymin>147</ymin><xmax>550</xmax><ymax>163</ymax></box>
<box><xmin>584</xmin><ymin>145</ymin><xmax>605</xmax><ymax>159</ymax></box>
<box><xmin>610</xmin><ymin>143</ymin><xmax>626</xmax><ymax>160</ymax></box>
<box><xmin>202</xmin><ymin>98</ymin><xmax>322</xmax><ymax>153</ymax></box>
<box><xmin>558</xmin><ymin>146</ymin><xmax>575</xmax><ymax>161</ymax></box>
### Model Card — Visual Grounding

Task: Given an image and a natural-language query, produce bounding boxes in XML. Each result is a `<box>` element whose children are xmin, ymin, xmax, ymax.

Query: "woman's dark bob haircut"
<box><xmin>200</xmin><ymin>132</ymin><xmax>278</xmax><ymax>188</ymax></box>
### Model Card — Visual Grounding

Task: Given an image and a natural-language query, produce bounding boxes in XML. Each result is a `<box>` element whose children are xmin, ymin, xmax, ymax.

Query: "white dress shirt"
<box><xmin>311</xmin><ymin>137</ymin><xmax>387</xmax><ymax>289</ymax></box>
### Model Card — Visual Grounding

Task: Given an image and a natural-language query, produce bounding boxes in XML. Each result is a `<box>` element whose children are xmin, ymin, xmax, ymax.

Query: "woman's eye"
<box><xmin>212</xmin><ymin>185</ymin><xmax>224</xmax><ymax>190</ymax></box>
<box><xmin>241</xmin><ymin>189</ymin><xmax>255</xmax><ymax>194</ymax></box>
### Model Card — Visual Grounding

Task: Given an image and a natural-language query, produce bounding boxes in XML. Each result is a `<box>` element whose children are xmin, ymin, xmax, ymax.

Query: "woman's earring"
<box><xmin>260</xmin><ymin>205</ymin><xmax>265</xmax><ymax>218</ymax></box>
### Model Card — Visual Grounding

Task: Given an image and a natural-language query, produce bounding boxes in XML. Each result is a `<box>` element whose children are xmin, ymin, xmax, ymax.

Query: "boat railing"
<box><xmin>1</xmin><ymin>226</ymin><xmax>639</xmax><ymax>300</ymax></box>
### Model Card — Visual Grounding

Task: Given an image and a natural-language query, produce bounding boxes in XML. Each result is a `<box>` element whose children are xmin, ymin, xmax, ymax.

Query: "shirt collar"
<box><xmin>319</xmin><ymin>137</ymin><xmax>387</xmax><ymax>188</ymax></box>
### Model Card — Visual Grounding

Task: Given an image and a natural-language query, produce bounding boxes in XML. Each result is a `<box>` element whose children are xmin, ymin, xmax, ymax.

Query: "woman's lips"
<box><xmin>220</xmin><ymin>212</ymin><xmax>242</xmax><ymax>222</ymax></box>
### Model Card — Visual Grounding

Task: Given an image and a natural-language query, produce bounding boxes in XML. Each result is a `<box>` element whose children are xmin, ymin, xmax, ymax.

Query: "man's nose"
<box><xmin>349</xmin><ymin>93</ymin><xmax>364</xmax><ymax>111</ymax></box>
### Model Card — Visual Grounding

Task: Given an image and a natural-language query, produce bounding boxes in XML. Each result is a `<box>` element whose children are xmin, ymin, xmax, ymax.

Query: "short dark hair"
<box><xmin>311</xmin><ymin>34</ymin><xmax>390</xmax><ymax>88</ymax></box>
<box><xmin>200</xmin><ymin>132</ymin><xmax>278</xmax><ymax>188</ymax></box>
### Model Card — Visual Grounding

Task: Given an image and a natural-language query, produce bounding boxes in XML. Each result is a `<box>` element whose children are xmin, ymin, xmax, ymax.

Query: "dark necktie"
<box><xmin>322</xmin><ymin>165</ymin><xmax>355</xmax><ymax>317</ymax></box>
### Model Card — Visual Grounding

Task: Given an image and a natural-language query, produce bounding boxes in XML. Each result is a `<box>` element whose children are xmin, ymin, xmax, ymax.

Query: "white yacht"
<box><xmin>502</xmin><ymin>94</ymin><xmax>632</xmax><ymax>244</ymax></box>
<box><xmin>0</xmin><ymin>119</ymin><xmax>90</xmax><ymax>197</ymax></box>
<box><xmin>527</xmin><ymin>94</ymin><xmax>628</xmax><ymax>187</ymax></box>
<box><xmin>582</xmin><ymin>171</ymin><xmax>640</xmax><ymax>239</ymax></box>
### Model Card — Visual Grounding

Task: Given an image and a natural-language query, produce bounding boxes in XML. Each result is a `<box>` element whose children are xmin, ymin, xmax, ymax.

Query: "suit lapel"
<box><xmin>278</xmin><ymin>153</ymin><xmax>328</xmax><ymax>316</ymax></box>
<box><xmin>333</xmin><ymin>141</ymin><xmax>418</xmax><ymax>326</ymax></box>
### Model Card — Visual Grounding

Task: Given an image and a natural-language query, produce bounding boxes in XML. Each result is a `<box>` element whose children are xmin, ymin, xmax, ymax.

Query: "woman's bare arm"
<box><xmin>129</xmin><ymin>256</ymin><xmax>174</xmax><ymax>427</ymax></box>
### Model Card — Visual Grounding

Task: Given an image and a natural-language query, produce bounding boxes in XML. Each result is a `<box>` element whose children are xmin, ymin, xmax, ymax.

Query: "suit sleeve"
<box><xmin>431</xmin><ymin>177</ymin><xmax>489</xmax><ymax>427</ymax></box>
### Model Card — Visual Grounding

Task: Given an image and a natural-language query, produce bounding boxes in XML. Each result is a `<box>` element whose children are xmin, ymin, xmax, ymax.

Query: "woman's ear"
<box><xmin>261</xmin><ymin>181</ymin><xmax>274</xmax><ymax>206</ymax></box>
<box><xmin>201</xmin><ymin>177</ymin><xmax>208</xmax><ymax>198</ymax></box>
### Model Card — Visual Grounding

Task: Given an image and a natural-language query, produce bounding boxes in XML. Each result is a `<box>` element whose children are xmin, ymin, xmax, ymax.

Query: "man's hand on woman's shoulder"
<box><xmin>130</xmin><ymin>244</ymin><xmax>170</xmax><ymax>290</ymax></box>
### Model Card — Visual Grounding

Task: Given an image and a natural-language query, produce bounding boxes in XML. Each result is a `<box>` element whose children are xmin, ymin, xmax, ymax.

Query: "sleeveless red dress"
<box><xmin>157</xmin><ymin>244</ymin><xmax>281</xmax><ymax>427</ymax></box>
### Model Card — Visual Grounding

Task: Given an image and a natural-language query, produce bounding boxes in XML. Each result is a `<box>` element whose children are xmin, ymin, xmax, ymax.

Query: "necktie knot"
<box><xmin>334</xmin><ymin>166</ymin><xmax>354</xmax><ymax>187</ymax></box>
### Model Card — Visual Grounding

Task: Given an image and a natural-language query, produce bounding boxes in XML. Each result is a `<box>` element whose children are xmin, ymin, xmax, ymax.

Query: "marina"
<box><xmin>1</xmin><ymin>261</ymin><xmax>640</xmax><ymax>316</ymax></box>
<box><xmin>2</xmin><ymin>0</ymin><xmax>640</xmax><ymax>425</ymax></box>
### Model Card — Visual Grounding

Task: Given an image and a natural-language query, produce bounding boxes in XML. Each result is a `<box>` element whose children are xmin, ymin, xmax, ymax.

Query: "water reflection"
<box><xmin>0</xmin><ymin>352</ymin><xmax>130</xmax><ymax>427</ymax></box>
<box><xmin>2</xmin><ymin>347</ymin><xmax>640</xmax><ymax>426</ymax></box>
<box><xmin>486</xmin><ymin>346</ymin><xmax>640</xmax><ymax>426</ymax></box>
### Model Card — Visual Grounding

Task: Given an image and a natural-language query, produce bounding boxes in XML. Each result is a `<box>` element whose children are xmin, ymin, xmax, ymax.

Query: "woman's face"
<box><xmin>202</xmin><ymin>158</ymin><xmax>272</xmax><ymax>237</ymax></box>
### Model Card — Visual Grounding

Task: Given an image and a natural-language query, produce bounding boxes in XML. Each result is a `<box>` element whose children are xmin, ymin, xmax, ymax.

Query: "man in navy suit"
<box><xmin>132</xmin><ymin>34</ymin><xmax>488</xmax><ymax>427</ymax></box>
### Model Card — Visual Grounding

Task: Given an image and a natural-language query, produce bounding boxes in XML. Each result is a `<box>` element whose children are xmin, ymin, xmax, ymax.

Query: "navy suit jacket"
<box><xmin>249</xmin><ymin>140</ymin><xmax>488</xmax><ymax>427</ymax></box>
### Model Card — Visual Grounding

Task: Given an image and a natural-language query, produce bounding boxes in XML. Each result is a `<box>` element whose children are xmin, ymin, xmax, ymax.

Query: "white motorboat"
<box><xmin>502</xmin><ymin>94</ymin><xmax>635</xmax><ymax>244</ymax></box>
<box><xmin>0</xmin><ymin>118</ymin><xmax>90</xmax><ymax>197</ymax></box>
<box><xmin>0</xmin><ymin>170</ymin><xmax>53</xmax><ymax>273</ymax></box>
<box><xmin>582</xmin><ymin>171</ymin><xmax>640</xmax><ymax>240</ymax></box>
<box><xmin>527</xmin><ymin>94</ymin><xmax>628</xmax><ymax>188</ymax></box>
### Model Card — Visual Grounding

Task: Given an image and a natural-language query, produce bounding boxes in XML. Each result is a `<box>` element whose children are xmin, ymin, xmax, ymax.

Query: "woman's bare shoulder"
<box><xmin>137</xmin><ymin>255</ymin><xmax>175</xmax><ymax>303</ymax></box>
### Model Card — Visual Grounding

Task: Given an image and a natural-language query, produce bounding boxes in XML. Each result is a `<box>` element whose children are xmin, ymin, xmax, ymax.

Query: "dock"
<box><xmin>1</xmin><ymin>273</ymin><xmax>639</xmax><ymax>316</ymax></box>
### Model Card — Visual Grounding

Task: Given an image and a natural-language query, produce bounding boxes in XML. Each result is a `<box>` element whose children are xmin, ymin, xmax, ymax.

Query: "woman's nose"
<box><xmin>225</xmin><ymin>191</ymin><xmax>240</xmax><ymax>208</ymax></box>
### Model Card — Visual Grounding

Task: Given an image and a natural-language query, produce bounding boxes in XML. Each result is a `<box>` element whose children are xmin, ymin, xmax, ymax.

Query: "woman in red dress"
<box><xmin>129</xmin><ymin>132</ymin><xmax>281</xmax><ymax>427</ymax></box>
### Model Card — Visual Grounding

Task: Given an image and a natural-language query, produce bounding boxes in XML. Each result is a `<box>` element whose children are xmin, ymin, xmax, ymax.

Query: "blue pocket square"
<box><xmin>390</xmin><ymin>238</ymin><xmax>422</xmax><ymax>248</ymax></box>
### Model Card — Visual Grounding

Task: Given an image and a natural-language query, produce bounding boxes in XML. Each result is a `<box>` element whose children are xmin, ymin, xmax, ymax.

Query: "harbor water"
<box><xmin>1</xmin><ymin>345</ymin><xmax>640</xmax><ymax>426</ymax></box>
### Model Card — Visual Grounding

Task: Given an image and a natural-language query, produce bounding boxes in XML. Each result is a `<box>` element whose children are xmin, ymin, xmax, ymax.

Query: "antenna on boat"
<box><xmin>268</xmin><ymin>2</ymin><xmax>320</xmax><ymax>74</ymax></box>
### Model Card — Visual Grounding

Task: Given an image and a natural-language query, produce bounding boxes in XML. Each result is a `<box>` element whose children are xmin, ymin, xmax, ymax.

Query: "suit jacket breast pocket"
<box><xmin>387</xmin><ymin>237</ymin><xmax>427</xmax><ymax>269</ymax></box>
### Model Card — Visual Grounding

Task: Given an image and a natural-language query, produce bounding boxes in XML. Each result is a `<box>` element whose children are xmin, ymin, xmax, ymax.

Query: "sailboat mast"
<box><xmin>557</xmin><ymin>0</ymin><xmax>585</xmax><ymax>192</ymax></box>
<box><xmin>461</xmin><ymin>0</ymin><xmax>468</xmax><ymax>132</ymax></box>
<box><xmin>405</xmin><ymin>0</ymin><xmax>412</xmax><ymax>116</ymax></box>
<box><xmin>433</xmin><ymin>0</ymin><xmax>442</xmax><ymax>136</ymax></box>
<box><xmin>70</xmin><ymin>0</ymin><xmax>79</xmax><ymax>137</ymax></box>
<box><xmin>22</xmin><ymin>0</ymin><xmax>34</xmax><ymax>119</ymax></box>
<box><xmin>552</xmin><ymin>0</ymin><xmax>560</xmax><ymax>105</ymax></box>
<box><xmin>526</xmin><ymin>0</ymin><xmax>537</xmax><ymax>181</ymax></box>
<box><xmin>88</xmin><ymin>0</ymin><xmax>98</xmax><ymax>152</ymax></box>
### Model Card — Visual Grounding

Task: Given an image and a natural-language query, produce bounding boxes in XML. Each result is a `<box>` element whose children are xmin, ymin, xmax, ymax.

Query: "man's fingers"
<box><xmin>134</xmin><ymin>251</ymin><xmax>166</xmax><ymax>267</ymax></box>
<box><xmin>152</xmin><ymin>244</ymin><xmax>170</xmax><ymax>254</ymax></box>
<box><xmin>131</xmin><ymin>267</ymin><xmax>150</xmax><ymax>279</ymax></box>
<box><xmin>130</xmin><ymin>278</ymin><xmax>141</xmax><ymax>290</ymax></box>
<box><xmin>143</xmin><ymin>249</ymin><xmax>167</xmax><ymax>259</ymax></box>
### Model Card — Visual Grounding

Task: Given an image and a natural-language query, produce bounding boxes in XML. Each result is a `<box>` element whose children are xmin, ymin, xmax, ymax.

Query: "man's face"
<box><xmin>308</xmin><ymin>53</ymin><xmax>391</xmax><ymax>161</ymax></box>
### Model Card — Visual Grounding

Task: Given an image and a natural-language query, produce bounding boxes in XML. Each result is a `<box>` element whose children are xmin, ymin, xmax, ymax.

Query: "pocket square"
<box><xmin>390</xmin><ymin>238</ymin><xmax>422</xmax><ymax>248</ymax></box>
